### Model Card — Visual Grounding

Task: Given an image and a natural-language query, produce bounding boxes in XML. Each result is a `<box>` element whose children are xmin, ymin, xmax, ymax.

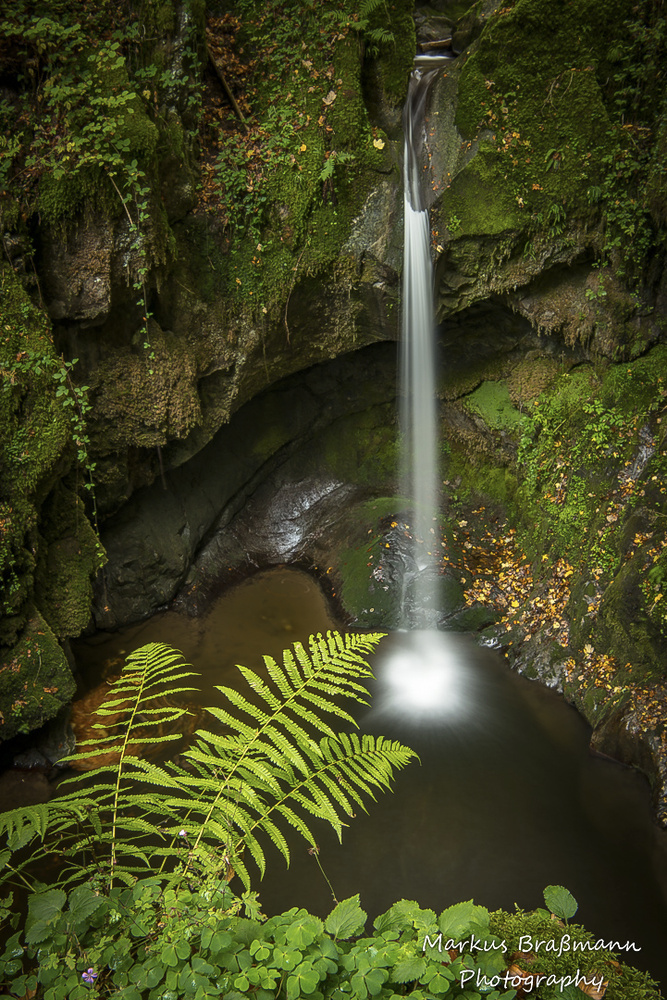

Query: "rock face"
<box><xmin>94</xmin><ymin>344</ymin><xmax>400</xmax><ymax>627</ymax></box>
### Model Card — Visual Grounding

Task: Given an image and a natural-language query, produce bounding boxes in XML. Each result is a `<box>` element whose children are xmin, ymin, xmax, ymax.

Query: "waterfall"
<box><xmin>400</xmin><ymin>59</ymin><xmax>452</xmax><ymax>628</ymax></box>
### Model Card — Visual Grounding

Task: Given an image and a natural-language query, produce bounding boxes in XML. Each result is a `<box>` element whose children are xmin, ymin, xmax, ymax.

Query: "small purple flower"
<box><xmin>82</xmin><ymin>968</ymin><xmax>98</xmax><ymax>985</ymax></box>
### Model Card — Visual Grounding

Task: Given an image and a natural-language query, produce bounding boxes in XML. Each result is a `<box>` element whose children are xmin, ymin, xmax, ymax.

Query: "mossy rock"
<box><xmin>34</xmin><ymin>485</ymin><xmax>103</xmax><ymax>639</ymax></box>
<box><xmin>331</xmin><ymin>498</ymin><xmax>465</xmax><ymax>628</ymax></box>
<box><xmin>505</xmin><ymin>356</ymin><xmax>560</xmax><ymax>406</ymax></box>
<box><xmin>89</xmin><ymin>321</ymin><xmax>203</xmax><ymax>454</ymax></box>
<box><xmin>0</xmin><ymin>266</ymin><xmax>71</xmax><ymax>638</ymax></box>
<box><xmin>462</xmin><ymin>379</ymin><xmax>528</xmax><ymax>434</ymax></box>
<box><xmin>320</xmin><ymin>404</ymin><xmax>399</xmax><ymax>487</ymax></box>
<box><xmin>0</xmin><ymin>610</ymin><xmax>76</xmax><ymax>741</ymax></box>
<box><xmin>593</xmin><ymin>560</ymin><xmax>664</xmax><ymax>681</ymax></box>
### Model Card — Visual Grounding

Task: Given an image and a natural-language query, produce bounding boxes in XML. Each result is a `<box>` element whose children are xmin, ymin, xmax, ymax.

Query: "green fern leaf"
<box><xmin>1</xmin><ymin>632</ymin><xmax>415</xmax><ymax>900</ymax></box>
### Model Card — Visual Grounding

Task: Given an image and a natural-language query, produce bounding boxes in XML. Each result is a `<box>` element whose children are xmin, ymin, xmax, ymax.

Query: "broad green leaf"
<box><xmin>26</xmin><ymin>888</ymin><xmax>66</xmax><ymax>928</ymax></box>
<box><xmin>438</xmin><ymin>900</ymin><xmax>489</xmax><ymax>939</ymax></box>
<box><xmin>392</xmin><ymin>955</ymin><xmax>427</xmax><ymax>983</ymax></box>
<box><xmin>68</xmin><ymin>885</ymin><xmax>105</xmax><ymax>926</ymax></box>
<box><xmin>543</xmin><ymin>884</ymin><xmax>578</xmax><ymax>920</ymax></box>
<box><xmin>325</xmin><ymin>895</ymin><xmax>367</xmax><ymax>940</ymax></box>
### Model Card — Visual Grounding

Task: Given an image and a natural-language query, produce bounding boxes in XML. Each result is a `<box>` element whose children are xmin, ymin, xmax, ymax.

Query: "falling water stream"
<box><xmin>399</xmin><ymin>60</ymin><xmax>448</xmax><ymax>626</ymax></box>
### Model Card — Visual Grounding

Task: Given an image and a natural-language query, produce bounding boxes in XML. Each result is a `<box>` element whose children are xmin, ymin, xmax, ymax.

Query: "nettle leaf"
<box><xmin>438</xmin><ymin>900</ymin><xmax>490</xmax><ymax>939</ymax></box>
<box><xmin>392</xmin><ymin>955</ymin><xmax>427</xmax><ymax>983</ymax></box>
<box><xmin>25</xmin><ymin>888</ymin><xmax>66</xmax><ymax>944</ymax></box>
<box><xmin>26</xmin><ymin>888</ymin><xmax>66</xmax><ymax>926</ymax></box>
<box><xmin>543</xmin><ymin>884</ymin><xmax>578</xmax><ymax>920</ymax></box>
<box><xmin>325</xmin><ymin>895</ymin><xmax>367</xmax><ymax>940</ymax></box>
<box><xmin>373</xmin><ymin>898</ymin><xmax>428</xmax><ymax>936</ymax></box>
<box><xmin>285</xmin><ymin>914</ymin><xmax>323</xmax><ymax>949</ymax></box>
<box><xmin>68</xmin><ymin>885</ymin><xmax>105</xmax><ymax>926</ymax></box>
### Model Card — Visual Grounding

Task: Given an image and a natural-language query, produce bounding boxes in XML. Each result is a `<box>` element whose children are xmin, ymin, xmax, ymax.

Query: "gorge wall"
<box><xmin>2</xmin><ymin>0</ymin><xmax>667</xmax><ymax>815</ymax></box>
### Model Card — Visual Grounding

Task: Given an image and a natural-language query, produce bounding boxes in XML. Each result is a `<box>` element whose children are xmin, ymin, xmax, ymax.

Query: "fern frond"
<box><xmin>158</xmin><ymin>630</ymin><xmax>420</xmax><ymax>890</ymax></box>
<box><xmin>1</xmin><ymin>632</ymin><xmax>417</xmax><ymax>899</ymax></box>
<box><xmin>181</xmin><ymin>632</ymin><xmax>383</xmax><ymax>862</ymax></box>
<box><xmin>236</xmin><ymin>732</ymin><xmax>416</xmax><ymax>866</ymax></box>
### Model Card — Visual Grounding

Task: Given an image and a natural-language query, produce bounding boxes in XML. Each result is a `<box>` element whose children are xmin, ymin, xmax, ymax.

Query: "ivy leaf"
<box><xmin>325</xmin><ymin>895</ymin><xmax>367</xmax><ymax>940</ymax></box>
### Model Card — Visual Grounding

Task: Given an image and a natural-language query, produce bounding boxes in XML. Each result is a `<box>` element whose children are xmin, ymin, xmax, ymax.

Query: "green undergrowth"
<box><xmin>0</xmin><ymin>0</ymin><xmax>202</xmax><ymax>228</ymax></box>
<box><xmin>463</xmin><ymin>381</ymin><xmax>528</xmax><ymax>434</ymax></box>
<box><xmin>205</xmin><ymin>0</ymin><xmax>413</xmax><ymax>315</ymax></box>
<box><xmin>517</xmin><ymin>349</ymin><xmax>667</xmax><ymax>569</ymax></box>
<box><xmin>0</xmin><ymin>268</ymin><xmax>100</xmax><ymax>642</ymax></box>
<box><xmin>439</xmin><ymin>346</ymin><xmax>667</xmax><ymax>679</ymax></box>
<box><xmin>0</xmin><ymin>883</ymin><xmax>660</xmax><ymax>1000</ymax></box>
<box><xmin>0</xmin><ymin>642</ymin><xmax>661</xmax><ymax>999</ymax></box>
<box><xmin>0</xmin><ymin>0</ymin><xmax>204</xmax><ymax>372</ymax></box>
<box><xmin>514</xmin><ymin>347</ymin><xmax>667</xmax><ymax>675</ymax></box>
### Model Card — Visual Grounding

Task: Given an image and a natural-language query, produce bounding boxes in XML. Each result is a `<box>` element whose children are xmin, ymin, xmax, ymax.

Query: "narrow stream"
<box><xmin>73</xmin><ymin>566</ymin><xmax>667</xmax><ymax>989</ymax></box>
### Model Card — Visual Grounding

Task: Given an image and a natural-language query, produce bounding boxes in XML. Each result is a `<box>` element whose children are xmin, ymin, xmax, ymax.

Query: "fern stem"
<box><xmin>2</xmin><ymin>861</ymin><xmax>37</xmax><ymax>892</ymax></box>
<box><xmin>108</xmin><ymin>671</ymin><xmax>150</xmax><ymax>888</ymax></box>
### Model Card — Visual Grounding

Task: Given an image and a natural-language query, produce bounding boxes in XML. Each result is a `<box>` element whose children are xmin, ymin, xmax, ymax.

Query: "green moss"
<box><xmin>505</xmin><ymin>356</ymin><xmax>560</xmax><ymax>406</ymax></box>
<box><xmin>463</xmin><ymin>380</ymin><xmax>528</xmax><ymax>433</ymax></box>
<box><xmin>37</xmin><ymin>168</ymin><xmax>116</xmax><ymax>230</ymax></box>
<box><xmin>34</xmin><ymin>485</ymin><xmax>102</xmax><ymax>639</ymax></box>
<box><xmin>0</xmin><ymin>267</ymin><xmax>71</xmax><ymax>638</ymax></box>
<box><xmin>440</xmin><ymin>142</ymin><xmax>524</xmax><ymax>235</ymax></box>
<box><xmin>446</xmin><ymin>445</ymin><xmax>520</xmax><ymax>510</ymax></box>
<box><xmin>335</xmin><ymin>498</ymin><xmax>405</xmax><ymax>625</ymax></box>
<box><xmin>511</xmin><ymin>346</ymin><xmax>667</xmax><ymax>676</ymax></box>
<box><xmin>489</xmin><ymin>906</ymin><xmax>661</xmax><ymax>1000</ymax></box>
<box><xmin>321</xmin><ymin>404</ymin><xmax>398</xmax><ymax>485</ymax></box>
<box><xmin>0</xmin><ymin>267</ymin><xmax>100</xmax><ymax>719</ymax></box>
<box><xmin>207</xmin><ymin>1</ymin><xmax>402</xmax><ymax>315</ymax></box>
<box><xmin>592</xmin><ymin>561</ymin><xmax>663</xmax><ymax>680</ymax></box>
<box><xmin>140</xmin><ymin>0</ymin><xmax>177</xmax><ymax>34</ymax></box>
<box><xmin>449</xmin><ymin>0</ymin><xmax>633</xmax><ymax>244</ymax></box>
<box><xmin>0</xmin><ymin>609</ymin><xmax>77</xmax><ymax>740</ymax></box>
<box><xmin>90</xmin><ymin>324</ymin><xmax>203</xmax><ymax>452</ymax></box>
<box><xmin>366</xmin><ymin>0</ymin><xmax>415</xmax><ymax>106</ymax></box>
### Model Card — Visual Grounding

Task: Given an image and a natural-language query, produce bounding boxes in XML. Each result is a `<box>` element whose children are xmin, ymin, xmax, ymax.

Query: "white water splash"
<box><xmin>373</xmin><ymin>630</ymin><xmax>473</xmax><ymax>722</ymax></box>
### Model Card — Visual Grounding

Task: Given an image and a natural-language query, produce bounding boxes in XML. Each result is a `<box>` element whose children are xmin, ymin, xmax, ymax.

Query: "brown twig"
<box><xmin>206</xmin><ymin>40</ymin><xmax>250</xmax><ymax>135</ymax></box>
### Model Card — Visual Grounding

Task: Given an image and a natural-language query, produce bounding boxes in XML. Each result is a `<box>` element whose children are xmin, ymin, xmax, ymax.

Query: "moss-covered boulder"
<box><xmin>425</xmin><ymin>0</ymin><xmax>666</xmax><ymax>357</ymax></box>
<box><xmin>0</xmin><ymin>267</ymin><xmax>102</xmax><ymax>740</ymax></box>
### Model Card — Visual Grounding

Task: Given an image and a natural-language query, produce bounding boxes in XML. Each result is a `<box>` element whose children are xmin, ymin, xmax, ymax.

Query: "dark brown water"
<box><xmin>73</xmin><ymin>567</ymin><xmax>667</xmax><ymax>988</ymax></box>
